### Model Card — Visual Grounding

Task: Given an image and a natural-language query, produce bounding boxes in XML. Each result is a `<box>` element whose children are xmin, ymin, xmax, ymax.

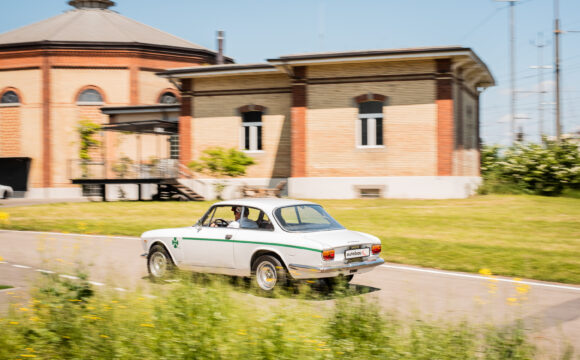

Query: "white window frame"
<box><xmin>240</xmin><ymin>120</ymin><xmax>263</xmax><ymax>152</ymax></box>
<box><xmin>356</xmin><ymin>112</ymin><xmax>384</xmax><ymax>148</ymax></box>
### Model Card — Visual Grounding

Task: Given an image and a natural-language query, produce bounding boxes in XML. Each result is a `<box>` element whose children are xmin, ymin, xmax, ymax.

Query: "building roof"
<box><xmin>0</xmin><ymin>3</ymin><xmax>213</xmax><ymax>54</ymax></box>
<box><xmin>159</xmin><ymin>46</ymin><xmax>494</xmax><ymax>87</ymax></box>
<box><xmin>158</xmin><ymin>63</ymin><xmax>278</xmax><ymax>78</ymax></box>
<box><xmin>267</xmin><ymin>46</ymin><xmax>494</xmax><ymax>87</ymax></box>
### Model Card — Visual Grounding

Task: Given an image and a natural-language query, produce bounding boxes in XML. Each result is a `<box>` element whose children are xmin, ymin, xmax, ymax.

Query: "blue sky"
<box><xmin>1</xmin><ymin>0</ymin><xmax>579</xmax><ymax>146</ymax></box>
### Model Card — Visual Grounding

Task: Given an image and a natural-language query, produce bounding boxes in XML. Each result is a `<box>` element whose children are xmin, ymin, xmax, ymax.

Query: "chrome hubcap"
<box><xmin>256</xmin><ymin>261</ymin><xmax>277</xmax><ymax>291</ymax></box>
<box><xmin>149</xmin><ymin>252</ymin><xmax>167</xmax><ymax>278</ymax></box>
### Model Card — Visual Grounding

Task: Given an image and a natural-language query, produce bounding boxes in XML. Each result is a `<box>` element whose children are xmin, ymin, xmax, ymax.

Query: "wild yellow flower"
<box><xmin>19</xmin><ymin>354</ymin><xmax>36</xmax><ymax>358</ymax></box>
<box><xmin>478</xmin><ymin>268</ymin><xmax>492</xmax><ymax>276</ymax></box>
<box><xmin>0</xmin><ymin>255</ymin><xmax>3</xmax><ymax>261</ymax></box>
<box><xmin>507</xmin><ymin>297</ymin><xmax>518</xmax><ymax>304</ymax></box>
<box><xmin>25</xmin><ymin>348</ymin><xmax>34</xmax><ymax>352</ymax></box>
<box><xmin>0</xmin><ymin>212</ymin><xmax>10</xmax><ymax>224</ymax></box>
<box><xmin>100</xmin><ymin>335</ymin><xmax>109</xmax><ymax>338</ymax></box>
<box><xmin>62</xmin><ymin>336</ymin><xmax>70</xmax><ymax>339</ymax></box>
<box><xmin>19</xmin><ymin>307</ymin><xmax>29</xmax><ymax>312</ymax></box>
<box><xmin>516</xmin><ymin>284</ymin><xmax>530</xmax><ymax>294</ymax></box>
<box><xmin>9</xmin><ymin>321</ymin><xmax>19</xmax><ymax>325</ymax></box>
<box><xmin>140</xmin><ymin>323</ymin><xmax>154</xmax><ymax>328</ymax></box>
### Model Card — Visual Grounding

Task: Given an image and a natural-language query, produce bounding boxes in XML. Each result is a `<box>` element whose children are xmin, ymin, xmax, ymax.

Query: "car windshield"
<box><xmin>274</xmin><ymin>204</ymin><xmax>344</xmax><ymax>232</ymax></box>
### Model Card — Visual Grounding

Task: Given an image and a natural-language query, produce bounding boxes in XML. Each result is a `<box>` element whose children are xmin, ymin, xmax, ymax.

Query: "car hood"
<box><xmin>302</xmin><ymin>229</ymin><xmax>378</xmax><ymax>249</ymax></box>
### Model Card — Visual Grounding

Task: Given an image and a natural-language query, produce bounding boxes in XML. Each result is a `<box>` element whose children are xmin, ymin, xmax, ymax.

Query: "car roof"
<box><xmin>213</xmin><ymin>198</ymin><xmax>316</xmax><ymax>213</ymax></box>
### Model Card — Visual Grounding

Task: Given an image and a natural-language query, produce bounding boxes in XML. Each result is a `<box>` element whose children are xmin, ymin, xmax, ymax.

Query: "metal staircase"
<box><xmin>155</xmin><ymin>179</ymin><xmax>205</xmax><ymax>201</ymax></box>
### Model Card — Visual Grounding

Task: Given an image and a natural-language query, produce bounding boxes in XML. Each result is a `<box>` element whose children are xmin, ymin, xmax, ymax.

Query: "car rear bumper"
<box><xmin>288</xmin><ymin>258</ymin><xmax>384</xmax><ymax>279</ymax></box>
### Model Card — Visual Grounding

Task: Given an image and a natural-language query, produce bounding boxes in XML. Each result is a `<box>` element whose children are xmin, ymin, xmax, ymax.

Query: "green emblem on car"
<box><xmin>172</xmin><ymin>237</ymin><xmax>179</xmax><ymax>248</ymax></box>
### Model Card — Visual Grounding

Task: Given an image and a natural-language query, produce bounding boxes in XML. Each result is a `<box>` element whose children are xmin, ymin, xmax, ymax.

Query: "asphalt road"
<box><xmin>1</xmin><ymin>230</ymin><xmax>578</xmax><ymax>358</ymax></box>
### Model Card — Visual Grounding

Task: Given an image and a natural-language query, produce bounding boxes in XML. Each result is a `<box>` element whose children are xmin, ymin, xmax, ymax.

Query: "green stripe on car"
<box><xmin>182</xmin><ymin>237</ymin><xmax>322</xmax><ymax>253</ymax></box>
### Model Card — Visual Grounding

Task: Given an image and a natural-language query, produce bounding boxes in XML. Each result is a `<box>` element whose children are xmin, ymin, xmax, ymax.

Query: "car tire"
<box><xmin>147</xmin><ymin>244</ymin><xmax>175</xmax><ymax>281</ymax></box>
<box><xmin>252</xmin><ymin>255</ymin><xmax>287</xmax><ymax>292</ymax></box>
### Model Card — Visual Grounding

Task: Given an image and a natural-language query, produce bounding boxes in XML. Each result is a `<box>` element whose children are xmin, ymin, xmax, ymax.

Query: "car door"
<box><xmin>182</xmin><ymin>205</ymin><xmax>236</xmax><ymax>269</ymax></box>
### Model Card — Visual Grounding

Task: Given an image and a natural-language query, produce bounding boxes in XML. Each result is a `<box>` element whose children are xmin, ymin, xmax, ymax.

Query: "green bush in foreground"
<box><xmin>480</xmin><ymin>140</ymin><xmax>580</xmax><ymax>196</ymax></box>
<box><xmin>0</xmin><ymin>274</ymin><xmax>535</xmax><ymax>359</ymax></box>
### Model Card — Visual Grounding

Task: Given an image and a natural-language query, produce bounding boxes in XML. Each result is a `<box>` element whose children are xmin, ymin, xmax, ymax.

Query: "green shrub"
<box><xmin>480</xmin><ymin>140</ymin><xmax>580</xmax><ymax>196</ymax></box>
<box><xmin>0</xmin><ymin>273</ymin><xmax>538</xmax><ymax>359</ymax></box>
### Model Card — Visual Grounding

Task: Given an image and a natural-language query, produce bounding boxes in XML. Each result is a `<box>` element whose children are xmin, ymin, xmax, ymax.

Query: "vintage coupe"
<box><xmin>141</xmin><ymin>198</ymin><xmax>384</xmax><ymax>291</ymax></box>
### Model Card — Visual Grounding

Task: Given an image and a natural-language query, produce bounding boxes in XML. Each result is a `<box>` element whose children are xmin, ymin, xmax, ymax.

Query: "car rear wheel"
<box><xmin>252</xmin><ymin>255</ymin><xmax>286</xmax><ymax>292</ymax></box>
<box><xmin>147</xmin><ymin>245</ymin><xmax>174</xmax><ymax>281</ymax></box>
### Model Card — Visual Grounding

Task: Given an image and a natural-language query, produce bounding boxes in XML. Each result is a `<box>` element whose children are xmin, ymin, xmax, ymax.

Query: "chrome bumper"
<box><xmin>289</xmin><ymin>258</ymin><xmax>385</xmax><ymax>274</ymax></box>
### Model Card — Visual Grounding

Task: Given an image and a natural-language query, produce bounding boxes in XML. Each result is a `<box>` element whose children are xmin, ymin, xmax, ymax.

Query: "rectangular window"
<box><xmin>169</xmin><ymin>135</ymin><xmax>179</xmax><ymax>160</ymax></box>
<box><xmin>242</xmin><ymin>111</ymin><xmax>263</xmax><ymax>151</ymax></box>
<box><xmin>358</xmin><ymin>101</ymin><xmax>384</xmax><ymax>147</ymax></box>
<box><xmin>358</xmin><ymin>116</ymin><xmax>383</xmax><ymax>147</ymax></box>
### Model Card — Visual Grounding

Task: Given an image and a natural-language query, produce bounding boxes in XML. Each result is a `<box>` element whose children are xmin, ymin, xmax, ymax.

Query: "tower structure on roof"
<box><xmin>68</xmin><ymin>0</ymin><xmax>115</xmax><ymax>9</ymax></box>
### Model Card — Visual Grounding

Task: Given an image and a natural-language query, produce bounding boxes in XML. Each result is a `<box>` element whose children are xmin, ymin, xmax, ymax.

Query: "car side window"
<box><xmin>202</xmin><ymin>206</ymin><xmax>236</xmax><ymax>227</ymax></box>
<box><xmin>240</xmin><ymin>207</ymin><xmax>274</xmax><ymax>231</ymax></box>
<box><xmin>201</xmin><ymin>207</ymin><xmax>216</xmax><ymax>226</ymax></box>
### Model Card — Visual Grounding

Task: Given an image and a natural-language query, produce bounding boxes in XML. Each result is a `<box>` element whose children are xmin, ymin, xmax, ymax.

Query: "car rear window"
<box><xmin>274</xmin><ymin>205</ymin><xmax>344</xmax><ymax>232</ymax></box>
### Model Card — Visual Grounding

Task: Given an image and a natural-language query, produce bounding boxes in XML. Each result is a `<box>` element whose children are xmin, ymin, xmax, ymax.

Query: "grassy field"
<box><xmin>0</xmin><ymin>195</ymin><xmax>579</xmax><ymax>284</ymax></box>
<box><xmin>0</xmin><ymin>273</ymin><xmax>534</xmax><ymax>359</ymax></box>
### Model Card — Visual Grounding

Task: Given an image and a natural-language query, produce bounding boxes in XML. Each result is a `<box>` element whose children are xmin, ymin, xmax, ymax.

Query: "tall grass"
<box><xmin>0</xmin><ymin>273</ymin><xmax>535</xmax><ymax>359</ymax></box>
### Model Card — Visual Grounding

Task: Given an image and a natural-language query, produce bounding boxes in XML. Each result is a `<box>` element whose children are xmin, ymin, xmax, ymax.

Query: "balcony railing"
<box><xmin>68</xmin><ymin>158</ymin><xmax>180</xmax><ymax>180</ymax></box>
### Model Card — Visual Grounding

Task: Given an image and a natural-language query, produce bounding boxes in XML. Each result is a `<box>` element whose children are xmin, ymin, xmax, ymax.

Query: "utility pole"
<box><xmin>554</xmin><ymin>0</ymin><xmax>562</xmax><ymax>142</ymax></box>
<box><xmin>497</xmin><ymin>0</ymin><xmax>519</xmax><ymax>144</ymax></box>
<box><xmin>530</xmin><ymin>33</ymin><xmax>552</xmax><ymax>142</ymax></box>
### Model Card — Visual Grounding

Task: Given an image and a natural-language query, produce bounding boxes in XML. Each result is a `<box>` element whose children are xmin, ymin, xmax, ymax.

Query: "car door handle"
<box><xmin>225</xmin><ymin>234</ymin><xmax>233</xmax><ymax>240</ymax></box>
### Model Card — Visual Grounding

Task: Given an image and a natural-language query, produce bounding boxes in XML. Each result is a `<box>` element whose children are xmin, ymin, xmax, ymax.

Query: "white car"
<box><xmin>0</xmin><ymin>185</ymin><xmax>13</xmax><ymax>199</ymax></box>
<box><xmin>141</xmin><ymin>198</ymin><xmax>384</xmax><ymax>291</ymax></box>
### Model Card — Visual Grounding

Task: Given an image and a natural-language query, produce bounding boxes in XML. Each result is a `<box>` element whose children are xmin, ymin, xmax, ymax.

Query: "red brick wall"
<box><xmin>0</xmin><ymin>106</ymin><xmax>21</xmax><ymax>156</ymax></box>
<box><xmin>436</xmin><ymin>59</ymin><xmax>454</xmax><ymax>176</ymax></box>
<box><xmin>291</xmin><ymin>66</ymin><xmax>307</xmax><ymax>178</ymax></box>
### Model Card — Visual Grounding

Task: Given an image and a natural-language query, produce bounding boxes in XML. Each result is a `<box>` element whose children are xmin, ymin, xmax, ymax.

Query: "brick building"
<box><xmin>0</xmin><ymin>0</ymin><xmax>495</xmax><ymax>200</ymax></box>
<box><xmin>0</xmin><ymin>0</ymin><xmax>228</xmax><ymax>198</ymax></box>
<box><xmin>159</xmin><ymin>48</ymin><xmax>494</xmax><ymax>199</ymax></box>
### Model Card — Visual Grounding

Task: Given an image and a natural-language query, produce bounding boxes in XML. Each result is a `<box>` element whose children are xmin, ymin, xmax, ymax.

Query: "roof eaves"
<box><xmin>158</xmin><ymin>63</ymin><xmax>279</xmax><ymax>78</ymax></box>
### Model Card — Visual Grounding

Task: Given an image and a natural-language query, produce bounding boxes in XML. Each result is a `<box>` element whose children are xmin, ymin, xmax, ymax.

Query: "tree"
<box><xmin>77</xmin><ymin>120</ymin><xmax>101</xmax><ymax>178</ymax></box>
<box><xmin>188</xmin><ymin>147</ymin><xmax>256</xmax><ymax>199</ymax></box>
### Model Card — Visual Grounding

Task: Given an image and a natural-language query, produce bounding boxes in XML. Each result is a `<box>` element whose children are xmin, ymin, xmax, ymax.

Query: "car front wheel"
<box><xmin>252</xmin><ymin>255</ymin><xmax>287</xmax><ymax>292</ymax></box>
<box><xmin>147</xmin><ymin>245</ymin><xmax>174</xmax><ymax>281</ymax></box>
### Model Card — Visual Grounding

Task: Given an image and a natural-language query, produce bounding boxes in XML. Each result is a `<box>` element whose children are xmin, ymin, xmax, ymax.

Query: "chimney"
<box><xmin>216</xmin><ymin>30</ymin><xmax>224</xmax><ymax>65</ymax></box>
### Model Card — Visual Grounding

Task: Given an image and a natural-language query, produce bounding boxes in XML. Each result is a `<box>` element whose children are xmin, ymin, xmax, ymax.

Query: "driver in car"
<box><xmin>228</xmin><ymin>206</ymin><xmax>258</xmax><ymax>229</ymax></box>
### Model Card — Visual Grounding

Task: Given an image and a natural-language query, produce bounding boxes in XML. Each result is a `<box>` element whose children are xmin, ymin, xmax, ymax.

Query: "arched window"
<box><xmin>355</xmin><ymin>94</ymin><xmax>386</xmax><ymax>147</ymax></box>
<box><xmin>158</xmin><ymin>92</ymin><xmax>178</xmax><ymax>104</ymax></box>
<box><xmin>77</xmin><ymin>88</ymin><xmax>103</xmax><ymax>104</ymax></box>
<box><xmin>1</xmin><ymin>90</ymin><xmax>20</xmax><ymax>104</ymax></box>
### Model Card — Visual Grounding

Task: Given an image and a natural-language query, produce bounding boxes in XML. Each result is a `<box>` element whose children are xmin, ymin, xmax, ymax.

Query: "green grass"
<box><xmin>0</xmin><ymin>285</ymin><xmax>12</xmax><ymax>290</ymax></box>
<box><xmin>0</xmin><ymin>195</ymin><xmax>579</xmax><ymax>284</ymax></box>
<box><xmin>0</xmin><ymin>273</ymin><xmax>535</xmax><ymax>359</ymax></box>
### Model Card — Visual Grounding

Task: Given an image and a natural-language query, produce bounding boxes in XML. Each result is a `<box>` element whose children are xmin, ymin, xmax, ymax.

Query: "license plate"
<box><xmin>345</xmin><ymin>247</ymin><xmax>370</xmax><ymax>259</ymax></box>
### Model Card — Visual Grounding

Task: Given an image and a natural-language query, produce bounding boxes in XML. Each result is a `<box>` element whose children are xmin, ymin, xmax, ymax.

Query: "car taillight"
<box><xmin>322</xmin><ymin>249</ymin><xmax>335</xmax><ymax>261</ymax></box>
<box><xmin>371</xmin><ymin>244</ymin><xmax>382</xmax><ymax>255</ymax></box>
